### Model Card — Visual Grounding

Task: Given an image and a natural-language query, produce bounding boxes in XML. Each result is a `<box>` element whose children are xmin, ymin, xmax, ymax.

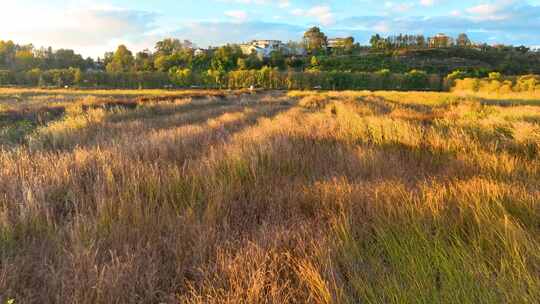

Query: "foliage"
<box><xmin>303</xmin><ymin>27</ymin><xmax>328</xmax><ymax>54</ymax></box>
<box><xmin>1</xmin><ymin>33</ymin><xmax>540</xmax><ymax>90</ymax></box>
<box><xmin>106</xmin><ymin>45</ymin><xmax>135</xmax><ymax>73</ymax></box>
<box><xmin>453</xmin><ymin>74</ymin><xmax>540</xmax><ymax>94</ymax></box>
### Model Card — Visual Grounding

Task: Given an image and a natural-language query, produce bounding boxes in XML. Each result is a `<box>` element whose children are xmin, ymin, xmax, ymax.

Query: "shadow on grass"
<box><xmin>478</xmin><ymin>97</ymin><xmax>540</xmax><ymax>107</ymax></box>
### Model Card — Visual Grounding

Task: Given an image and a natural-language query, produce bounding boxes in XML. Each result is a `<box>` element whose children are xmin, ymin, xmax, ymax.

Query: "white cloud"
<box><xmin>218</xmin><ymin>0</ymin><xmax>290</xmax><ymax>7</ymax></box>
<box><xmin>278</xmin><ymin>0</ymin><xmax>291</xmax><ymax>8</ymax></box>
<box><xmin>173</xmin><ymin>21</ymin><xmax>305</xmax><ymax>46</ymax></box>
<box><xmin>465</xmin><ymin>0</ymin><xmax>516</xmax><ymax>21</ymax></box>
<box><xmin>420</xmin><ymin>0</ymin><xmax>435</xmax><ymax>6</ymax></box>
<box><xmin>292</xmin><ymin>5</ymin><xmax>334</xmax><ymax>25</ymax></box>
<box><xmin>385</xmin><ymin>2</ymin><xmax>414</xmax><ymax>12</ymax></box>
<box><xmin>373</xmin><ymin>21</ymin><xmax>391</xmax><ymax>33</ymax></box>
<box><xmin>0</xmin><ymin>4</ymin><xmax>157</xmax><ymax>57</ymax></box>
<box><xmin>225</xmin><ymin>10</ymin><xmax>249</xmax><ymax>22</ymax></box>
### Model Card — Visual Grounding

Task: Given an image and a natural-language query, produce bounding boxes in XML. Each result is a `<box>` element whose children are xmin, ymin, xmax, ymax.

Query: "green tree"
<box><xmin>211</xmin><ymin>45</ymin><xmax>241</xmax><ymax>73</ymax></box>
<box><xmin>14</xmin><ymin>48</ymin><xmax>37</xmax><ymax>71</ymax></box>
<box><xmin>269</xmin><ymin>50</ymin><xmax>286</xmax><ymax>70</ymax></box>
<box><xmin>154</xmin><ymin>49</ymin><xmax>192</xmax><ymax>72</ymax></box>
<box><xmin>303</xmin><ymin>27</ymin><xmax>328</xmax><ymax>54</ymax></box>
<box><xmin>51</xmin><ymin>49</ymin><xmax>85</xmax><ymax>69</ymax></box>
<box><xmin>488</xmin><ymin>72</ymin><xmax>502</xmax><ymax>81</ymax></box>
<box><xmin>155</xmin><ymin>38</ymin><xmax>184</xmax><ymax>56</ymax></box>
<box><xmin>343</xmin><ymin>37</ymin><xmax>355</xmax><ymax>52</ymax></box>
<box><xmin>134</xmin><ymin>50</ymin><xmax>155</xmax><ymax>71</ymax></box>
<box><xmin>456</xmin><ymin>33</ymin><xmax>472</xmax><ymax>48</ymax></box>
<box><xmin>106</xmin><ymin>45</ymin><xmax>135</xmax><ymax>73</ymax></box>
<box><xmin>0</xmin><ymin>40</ymin><xmax>17</xmax><ymax>69</ymax></box>
<box><xmin>370</xmin><ymin>34</ymin><xmax>382</xmax><ymax>49</ymax></box>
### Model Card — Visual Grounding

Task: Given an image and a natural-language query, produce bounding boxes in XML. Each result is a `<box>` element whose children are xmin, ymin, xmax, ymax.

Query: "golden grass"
<box><xmin>0</xmin><ymin>87</ymin><xmax>251</xmax><ymax>97</ymax></box>
<box><xmin>0</xmin><ymin>90</ymin><xmax>539</xmax><ymax>303</ymax></box>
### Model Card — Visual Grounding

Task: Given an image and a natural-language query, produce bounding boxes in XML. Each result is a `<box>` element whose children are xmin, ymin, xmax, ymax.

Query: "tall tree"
<box><xmin>14</xmin><ymin>45</ymin><xmax>37</xmax><ymax>71</ymax></box>
<box><xmin>106</xmin><ymin>45</ymin><xmax>135</xmax><ymax>73</ymax></box>
<box><xmin>155</xmin><ymin>38</ymin><xmax>186</xmax><ymax>56</ymax></box>
<box><xmin>0</xmin><ymin>40</ymin><xmax>17</xmax><ymax>69</ymax></box>
<box><xmin>211</xmin><ymin>45</ymin><xmax>242</xmax><ymax>72</ymax></box>
<box><xmin>303</xmin><ymin>27</ymin><xmax>328</xmax><ymax>53</ymax></box>
<box><xmin>370</xmin><ymin>34</ymin><xmax>382</xmax><ymax>49</ymax></box>
<box><xmin>456</xmin><ymin>33</ymin><xmax>472</xmax><ymax>48</ymax></box>
<box><xmin>135</xmin><ymin>50</ymin><xmax>155</xmax><ymax>71</ymax></box>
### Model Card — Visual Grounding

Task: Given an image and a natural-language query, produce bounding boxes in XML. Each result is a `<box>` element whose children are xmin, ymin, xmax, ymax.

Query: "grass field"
<box><xmin>1</xmin><ymin>88</ymin><xmax>539</xmax><ymax>303</ymax></box>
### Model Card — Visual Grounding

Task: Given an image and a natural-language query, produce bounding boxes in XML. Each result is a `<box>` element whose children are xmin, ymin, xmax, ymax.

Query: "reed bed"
<box><xmin>0</xmin><ymin>89</ymin><xmax>539</xmax><ymax>303</ymax></box>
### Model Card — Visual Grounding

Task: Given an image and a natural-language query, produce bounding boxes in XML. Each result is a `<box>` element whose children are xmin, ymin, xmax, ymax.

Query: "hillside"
<box><xmin>318</xmin><ymin>48</ymin><xmax>540</xmax><ymax>75</ymax></box>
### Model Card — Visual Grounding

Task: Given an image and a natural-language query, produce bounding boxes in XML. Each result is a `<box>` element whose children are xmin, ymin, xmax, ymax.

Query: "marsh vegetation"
<box><xmin>0</xmin><ymin>88</ymin><xmax>539</xmax><ymax>303</ymax></box>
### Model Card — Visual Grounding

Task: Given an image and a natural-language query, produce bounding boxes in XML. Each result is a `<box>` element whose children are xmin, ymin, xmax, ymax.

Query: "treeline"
<box><xmin>0</xmin><ymin>41</ymin><xmax>93</xmax><ymax>71</ymax></box>
<box><xmin>2</xmin><ymin>27</ymin><xmax>540</xmax><ymax>90</ymax></box>
<box><xmin>0</xmin><ymin>67</ymin><xmax>444</xmax><ymax>91</ymax></box>
<box><xmin>369</xmin><ymin>33</ymin><xmax>473</xmax><ymax>50</ymax></box>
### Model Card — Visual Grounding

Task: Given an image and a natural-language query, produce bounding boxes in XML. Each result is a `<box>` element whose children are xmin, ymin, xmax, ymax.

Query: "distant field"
<box><xmin>1</xmin><ymin>89</ymin><xmax>539</xmax><ymax>303</ymax></box>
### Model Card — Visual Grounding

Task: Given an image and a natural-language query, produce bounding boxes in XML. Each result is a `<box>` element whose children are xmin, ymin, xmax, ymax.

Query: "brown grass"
<box><xmin>0</xmin><ymin>89</ymin><xmax>539</xmax><ymax>303</ymax></box>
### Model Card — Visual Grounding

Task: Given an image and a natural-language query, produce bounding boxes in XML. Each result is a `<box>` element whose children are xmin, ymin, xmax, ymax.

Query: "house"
<box><xmin>240</xmin><ymin>40</ymin><xmax>306</xmax><ymax>58</ymax></box>
<box><xmin>327</xmin><ymin>38</ymin><xmax>350</xmax><ymax>49</ymax></box>
<box><xmin>428</xmin><ymin>33</ymin><xmax>453</xmax><ymax>48</ymax></box>
<box><xmin>194</xmin><ymin>48</ymin><xmax>206</xmax><ymax>56</ymax></box>
<box><xmin>240</xmin><ymin>40</ymin><xmax>284</xmax><ymax>58</ymax></box>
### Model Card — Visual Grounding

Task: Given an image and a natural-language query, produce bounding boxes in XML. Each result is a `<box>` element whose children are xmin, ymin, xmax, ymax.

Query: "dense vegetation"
<box><xmin>0</xmin><ymin>89</ymin><xmax>539</xmax><ymax>303</ymax></box>
<box><xmin>1</xmin><ymin>29</ymin><xmax>539</xmax><ymax>90</ymax></box>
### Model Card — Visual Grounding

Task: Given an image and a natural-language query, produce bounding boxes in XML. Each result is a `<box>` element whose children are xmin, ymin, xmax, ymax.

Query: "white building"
<box><xmin>194</xmin><ymin>49</ymin><xmax>206</xmax><ymax>56</ymax></box>
<box><xmin>240</xmin><ymin>40</ymin><xmax>283</xmax><ymax>58</ymax></box>
<box><xmin>428</xmin><ymin>33</ymin><xmax>453</xmax><ymax>48</ymax></box>
<box><xmin>240</xmin><ymin>40</ymin><xmax>306</xmax><ymax>58</ymax></box>
<box><xmin>327</xmin><ymin>38</ymin><xmax>349</xmax><ymax>49</ymax></box>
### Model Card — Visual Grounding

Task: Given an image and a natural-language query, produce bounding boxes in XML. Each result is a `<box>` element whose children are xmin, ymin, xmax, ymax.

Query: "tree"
<box><xmin>50</xmin><ymin>49</ymin><xmax>85</xmax><ymax>70</ymax></box>
<box><xmin>488</xmin><ymin>72</ymin><xmax>502</xmax><ymax>81</ymax></box>
<box><xmin>14</xmin><ymin>47</ymin><xmax>38</xmax><ymax>71</ymax></box>
<box><xmin>155</xmin><ymin>38</ymin><xmax>184</xmax><ymax>56</ymax></box>
<box><xmin>343</xmin><ymin>37</ymin><xmax>355</xmax><ymax>52</ymax></box>
<box><xmin>414</xmin><ymin>35</ymin><xmax>426</xmax><ymax>48</ymax></box>
<box><xmin>269</xmin><ymin>50</ymin><xmax>286</xmax><ymax>70</ymax></box>
<box><xmin>154</xmin><ymin>48</ymin><xmax>192</xmax><ymax>72</ymax></box>
<box><xmin>456</xmin><ymin>33</ymin><xmax>472</xmax><ymax>48</ymax></box>
<box><xmin>370</xmin><ymin>34</ymin><xmax>382</xmax><ymax>49</ymax></box>
<box><xmin>106</xmin><ymin>45</ymin><xmax>135</xmax><ymax>73</ymax></box>
<box><xmin>211</xmin><ymin>45</ymin><xmax>241</xmax><ymax>73</ymax></box>
<box><xmin>192</xmin><ymin>52</ymin><xmax>211</xmax><ymax>73</ymax></box>
<box><xmin>135</xmin><ymin>50</ymin><xmax>155</xmax><ymax>71</ymax></box>
<box><xmin>0</xmin><ymin>40</ymin><xmax>17</xmax><ymax>69</ymax></box>
<box><xmin>310</xmin><ymin>56</ymin><xmax>320</xmax><ymax>70</ymax></box>
<box><xmin>237</xmin><ymin>58</ymin><xmax>248</xmax><ymax>70</ymax></box>
<box><xmin>303</xmin><ymin>27</ymin><xmax>328</xmax><ymax>53</ymax></box>
<box><xmin>245</xmin><ymin>52</ymin><xmax>263</xmax><ymax>70</ymax></box>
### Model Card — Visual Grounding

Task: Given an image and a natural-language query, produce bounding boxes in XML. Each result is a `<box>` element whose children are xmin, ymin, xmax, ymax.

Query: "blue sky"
<box><xmin>1</xmin><ymin>0</ymin><xmax>540</xmax><ymax>57</ymax></box>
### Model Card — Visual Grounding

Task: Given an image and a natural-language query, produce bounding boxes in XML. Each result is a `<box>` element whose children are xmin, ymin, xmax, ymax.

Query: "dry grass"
<box><xmin>0</xmin><ymin>89</ymin><xmax>539</xmax><ymax>303</ymax></box>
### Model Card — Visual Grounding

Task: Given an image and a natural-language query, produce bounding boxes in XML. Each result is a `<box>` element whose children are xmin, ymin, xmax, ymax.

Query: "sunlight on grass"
<box><xmin>0</xmin><ymin>90</ymin><xmax>539</xmax><ymax>303</ymax></box>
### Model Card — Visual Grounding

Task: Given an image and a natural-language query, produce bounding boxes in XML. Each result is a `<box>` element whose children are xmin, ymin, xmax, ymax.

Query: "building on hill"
<box><xmin>327</xmin><ymin>37</ymin><xmax>354</xmax><ymax>49</ymax></box>
<box><xmin>252</xmin><ymin>40</ymin><xmax>283</xmax><ymax>49</ymax></box>
<box><xmin>193</xmin><ymin>48</ymin><xmax>206</xmax><ymax>56</ymax></box>
<box><xmin>240</xmin><ymin>40</ymin><xmax>285</xmax><ymax>58</ymax></box>
<box><xmin>240</xmin><ymin>40</ymin><xmax>306</xmax><ymax>58</ymax></box>
<box><xmin>429</xmin><ymin>33</ymin><xmax>454</xmax><ymax>48</ymax></box>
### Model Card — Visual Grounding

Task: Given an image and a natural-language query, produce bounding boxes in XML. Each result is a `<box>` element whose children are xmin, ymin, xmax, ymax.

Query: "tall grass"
<box><xmin>0</xmin><ymin>90</ymin><xmax>539</xmax><ymax>303</ymax></box>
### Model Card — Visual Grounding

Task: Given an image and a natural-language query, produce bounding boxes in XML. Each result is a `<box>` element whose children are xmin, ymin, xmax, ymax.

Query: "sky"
<box><xmin>1</xmin><ymin>0</ymin><xmax>540</xmax><ymax>58</ymax></box>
